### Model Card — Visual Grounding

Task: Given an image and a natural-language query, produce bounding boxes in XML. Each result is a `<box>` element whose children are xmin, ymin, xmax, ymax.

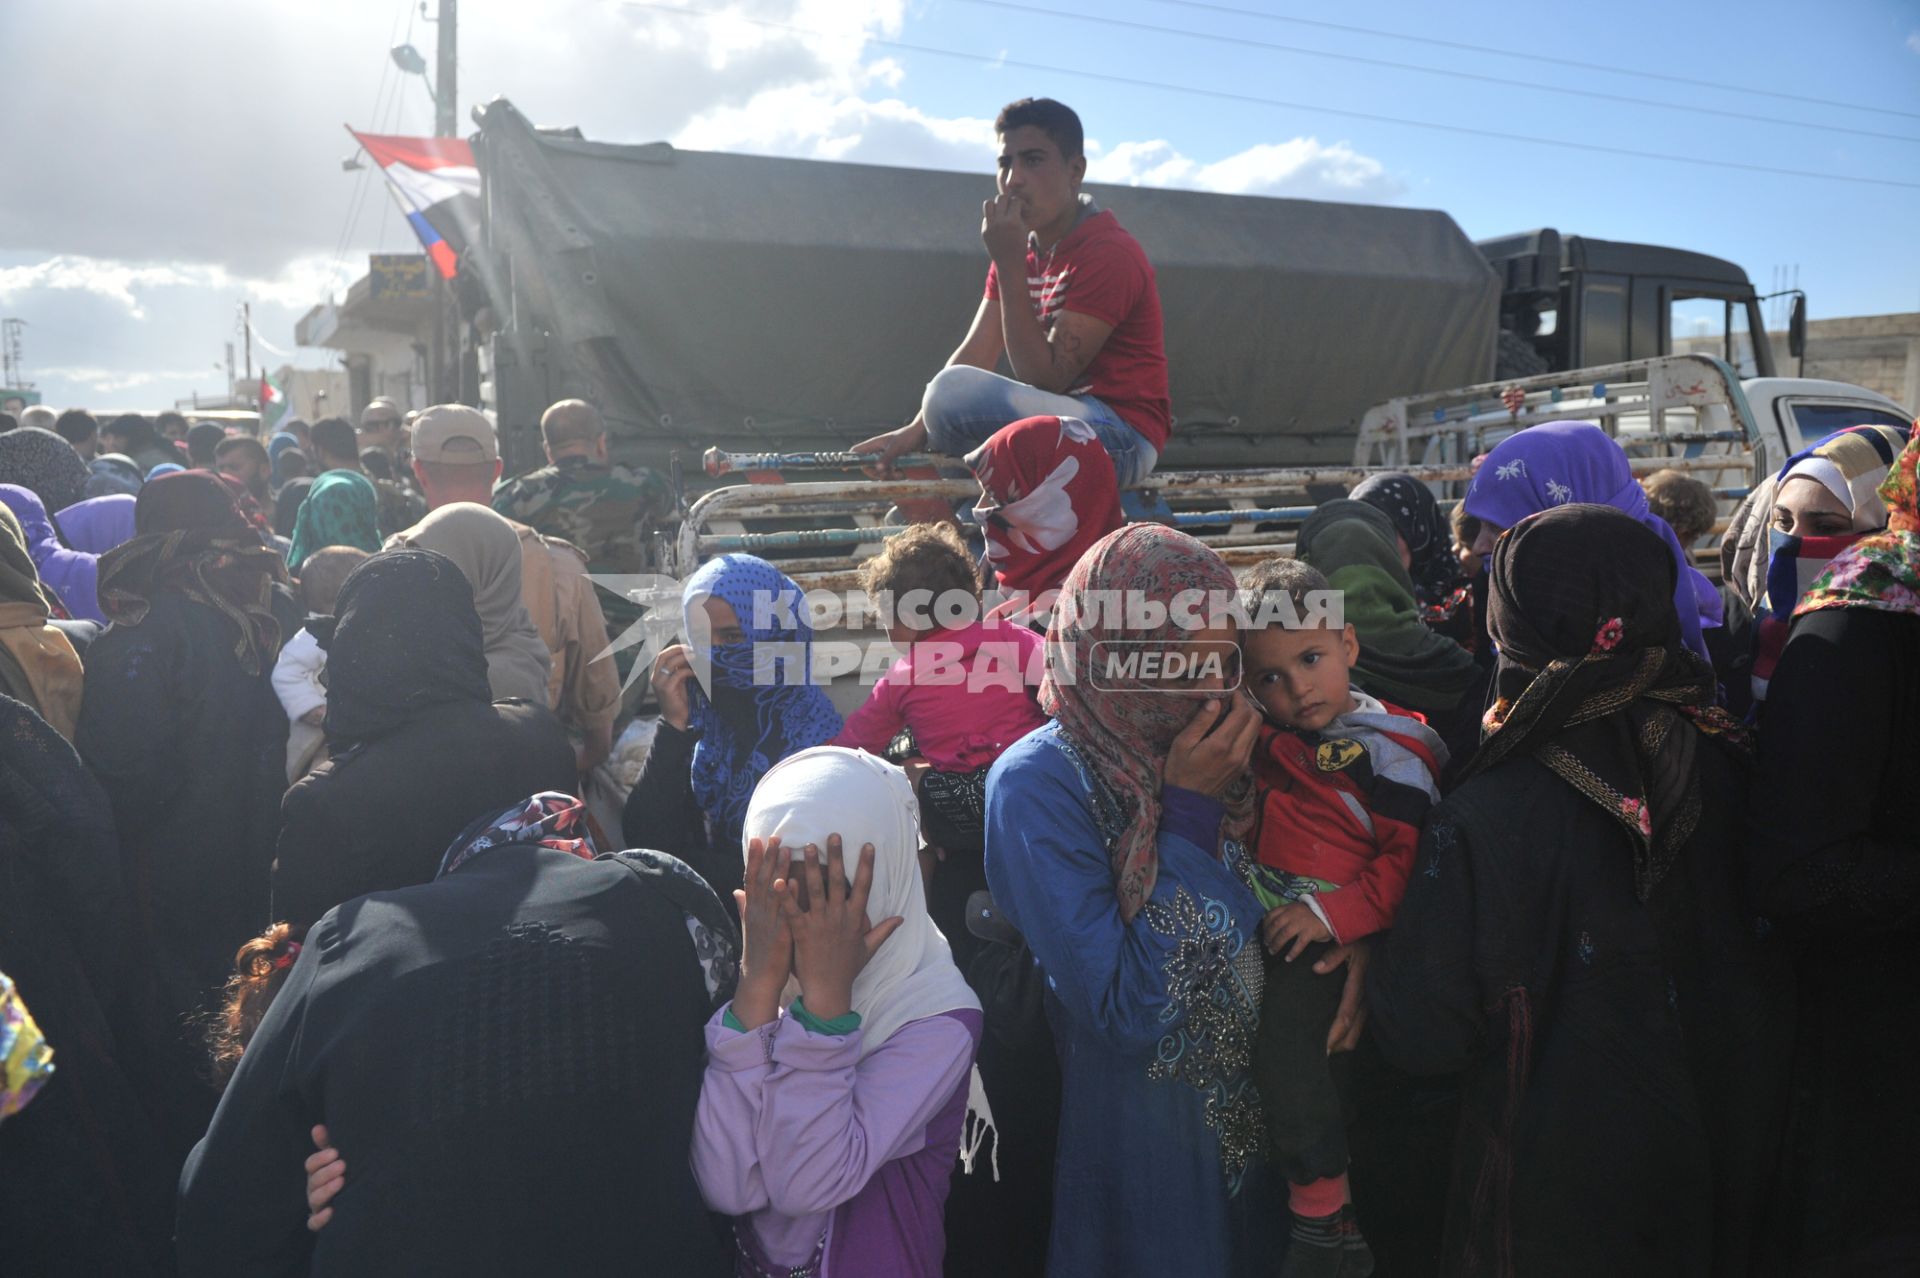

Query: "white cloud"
<box><xmin>1908</xmin><ymin>30</ymin><xmax>1920</xmax><ymax>54</ymax></box>
<box><xmin>0</xmin><ymin>0</ymin><xmax>1408</xmax><ymax>407</ymax></box>
<box><xmin>1088</xmin><ymin>137</ymin><xmax>1405</xmax><ymax>202</ymax></box>
<box><xmin>0</xmin><ymin>254</ymin><xmax>346</xmax><ymax>321</ymax></box>
<box><xmin>35</xmin><ymin>367</ymin><xmax>219</xmax><ymax>395</ymax></box>
<box><xmin>678</xmin><ymin>91</ymin><xmax>997</xmax><ymax>170</ymax></box>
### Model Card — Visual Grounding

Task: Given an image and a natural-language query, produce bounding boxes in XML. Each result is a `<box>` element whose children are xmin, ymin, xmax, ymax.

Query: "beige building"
<box><xmin>1680</xmin><ymin>311</ymin><xmax>1918</xmax><ymax>411</ymax></box>
<box><xmin>295</xmin><ymin>254</ymin><xmax>434</xmax><ymax>419</ymax></box>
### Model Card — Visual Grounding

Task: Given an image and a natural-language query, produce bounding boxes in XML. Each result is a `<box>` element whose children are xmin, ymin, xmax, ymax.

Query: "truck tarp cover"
<box><xmin>477</xmin><ymin>98</ymin><xmax>1497</xmax><ymax>470</ymax></box>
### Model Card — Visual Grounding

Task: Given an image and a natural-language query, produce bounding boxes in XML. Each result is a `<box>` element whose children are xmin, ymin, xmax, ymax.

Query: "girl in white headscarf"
<box><xmin>692</xmin><ymin>746</ymin><xmax>983</xmax><ymax>1278</ymax></box>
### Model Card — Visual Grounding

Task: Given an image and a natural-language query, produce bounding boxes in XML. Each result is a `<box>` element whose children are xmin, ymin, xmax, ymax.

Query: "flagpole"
<box><xmin>431</xmin><ymin>0</ymin><xmax>458</xmax><ymax>404</ymax></box>
<box><xmin>242</xmin><ymin>301</ymin><xmax>253</xmax><ymax>406</ymax></box>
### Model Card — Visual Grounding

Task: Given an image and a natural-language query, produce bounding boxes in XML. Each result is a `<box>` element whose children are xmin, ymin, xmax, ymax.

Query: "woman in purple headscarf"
<box><xmin>54</xmin><ymin>494</ymin><xmax>138</xmax><ymax>556</ymax></box>
<box><xmin>1462</xmin><ymin>421</ymin><xmax>1712</xmax><ymax>665</ymax></box>
<box><xmin>0</xmin><ymin>484</ymin><xmax>107</xmax><ymax>625</ymax></box>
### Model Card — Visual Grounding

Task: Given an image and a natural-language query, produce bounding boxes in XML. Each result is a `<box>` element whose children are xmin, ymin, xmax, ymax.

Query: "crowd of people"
<box><xmin>1</xmin><ymin>93</ymin><xmax>1916</xmax><ymax>1278</ymax></box>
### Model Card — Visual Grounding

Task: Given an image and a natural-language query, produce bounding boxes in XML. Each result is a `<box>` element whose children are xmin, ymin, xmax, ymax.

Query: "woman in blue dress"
<box><xmin>986</xmin><ymin>525</ymin><xmax>1365</xmax><ymax>1276</ymax></box>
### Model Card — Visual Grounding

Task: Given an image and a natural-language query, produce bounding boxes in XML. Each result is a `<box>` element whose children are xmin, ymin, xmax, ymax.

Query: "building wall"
<box><xmin>1678</xmin><ymin>311</ymin><xmax>1919</xmax><ymax>411</ymax></box>
<box><xmin>277</xmin><ymin>367</ymin><xmax>353</xmax><ymax>424</ymax></box>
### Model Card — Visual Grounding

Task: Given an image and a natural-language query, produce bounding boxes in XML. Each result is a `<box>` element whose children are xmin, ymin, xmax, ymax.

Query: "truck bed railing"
<box><xmin>1354</xmin><ymin>353</ymin><xmax>1760</xmax><ymax>477</ymax></box>
<box><xmin>670</xmin><ymin>453</ymin><xmax>1745</xmax><ymax>595</ymax></box>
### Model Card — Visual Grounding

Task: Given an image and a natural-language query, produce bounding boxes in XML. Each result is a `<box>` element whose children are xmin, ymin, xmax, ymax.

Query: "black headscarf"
<box><xmin>272</xmin><ymin>474</ymin><xmax>312</xmax><ymax>538</ymax></box>
<box><xmin>315</xmin><ymin>548</ymin><xmax>491</xmax><ymax>749</ymax></box>
<box><xmin>0</xmin><ymin>427</ymin><xmax>90</xmax><ymax>514</ymax></box>
<box><xmin>1464</xmin><ymin>504</ymin><xmax>1746</xmax><ymax>900</ymax></box>
<box><xmin>1350</xmin><ymin>471</ymin><xmax>1462</xmax><ymax>608</ymax></box>
<box><xmin>96</xmin><ymin>470</ymin><xmax>290</xmax><ymax>676</ymax></box>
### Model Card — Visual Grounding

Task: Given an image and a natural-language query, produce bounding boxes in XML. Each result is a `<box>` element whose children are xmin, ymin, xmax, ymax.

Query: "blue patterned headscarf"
<box><xmin>681</xmin><ymin>555</ymin><xmax>843</xmax><ymax>855</ymax></box>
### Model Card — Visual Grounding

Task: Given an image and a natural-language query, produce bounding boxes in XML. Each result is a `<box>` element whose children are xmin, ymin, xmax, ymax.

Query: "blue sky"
<box><xmin>2</xmin><ymin>0</ymin><xmax>1916</xmax><ymax>411</ymax></box>
<box><xmin>892</xmin><ymin>0</ymin><xmax>1920</xmax><ymax>315</ymax></box>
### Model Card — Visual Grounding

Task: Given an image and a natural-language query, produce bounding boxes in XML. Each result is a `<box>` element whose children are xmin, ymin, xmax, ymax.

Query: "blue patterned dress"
<box><xmin>984</xmin><ymin>722</ymin><xmax>1280</xmax><ymax>1277</ymax></box>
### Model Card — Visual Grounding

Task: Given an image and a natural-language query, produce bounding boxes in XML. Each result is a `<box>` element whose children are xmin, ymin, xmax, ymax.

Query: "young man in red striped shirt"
<box><xmin>854</xmin><ymin>98</ymin><xmax>1169</xmax><ymax>493</ymax></box>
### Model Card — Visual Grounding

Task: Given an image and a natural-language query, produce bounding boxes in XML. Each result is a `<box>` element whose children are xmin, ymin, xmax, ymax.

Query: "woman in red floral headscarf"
<box><xmin>966</xmin><ymin>414</ymin><xmax>1124</xmax><ymax>622</ymax></box>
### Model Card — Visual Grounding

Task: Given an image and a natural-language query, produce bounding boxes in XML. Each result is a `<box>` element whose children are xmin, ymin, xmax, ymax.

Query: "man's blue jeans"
<box><xmin>920</xmin><ymin>365</ymin><xmax>1160</xmax><ymax>490</ymax></box>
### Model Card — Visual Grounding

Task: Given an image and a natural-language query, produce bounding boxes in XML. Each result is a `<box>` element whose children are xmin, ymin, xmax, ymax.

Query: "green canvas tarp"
<box><xmin>473</xmin><ymin>97</ymin><xmax>1497</xmax><ymax>473</ymax></box>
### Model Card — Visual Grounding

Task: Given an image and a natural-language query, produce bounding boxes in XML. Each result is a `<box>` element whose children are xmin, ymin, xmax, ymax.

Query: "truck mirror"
<box><xmin>1788</xmin><ymin>294</ymin><xmax>1807</xmax><ymax>360</ymax></box>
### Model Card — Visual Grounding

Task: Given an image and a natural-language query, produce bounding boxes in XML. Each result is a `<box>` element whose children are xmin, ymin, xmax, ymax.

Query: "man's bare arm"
<box><xmin>949</xmin><ymin>295</ymin><xmax>1007</xmax><ymax>372</ymax></box>
<box><xmin>998</xmin><ymin>303</ymin><xmax>1114</xmax><ymax>396</ymax></box>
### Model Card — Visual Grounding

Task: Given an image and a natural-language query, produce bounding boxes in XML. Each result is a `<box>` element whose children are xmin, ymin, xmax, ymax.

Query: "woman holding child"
<box><xmin>986</xmin><ymin>524</ymin><xmax>1343</xmax><ymax>1277</ymax></box>
<box><xmin>1368</xmin><ymin>503</ymin><xmax>1790</xmax><ymax>1277</ymax></box>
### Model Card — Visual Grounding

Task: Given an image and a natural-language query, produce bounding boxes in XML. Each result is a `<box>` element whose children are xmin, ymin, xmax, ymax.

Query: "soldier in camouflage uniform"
<box><xmin>491</xmin><ymin>399</ymin><xmax>674</xmax><ymax>676</ymax></box>
<box><xmin>491</xmin><ymin>399</ymin><xmax>673</xmax><ymax>574</ymax></box>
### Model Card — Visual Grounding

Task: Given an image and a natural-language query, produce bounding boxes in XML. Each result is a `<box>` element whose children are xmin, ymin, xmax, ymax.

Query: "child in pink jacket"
<box><xmin>692</xmin><ymin>747</ymin><xmax>983</xmax><ymax>1278</ymax></box>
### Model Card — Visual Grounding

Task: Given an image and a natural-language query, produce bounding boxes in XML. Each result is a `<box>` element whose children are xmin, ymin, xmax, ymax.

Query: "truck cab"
<box><xmin>1478</xmin><ymin>229</ymin><xmax>1786</xmax><ymax>380</ymax></box>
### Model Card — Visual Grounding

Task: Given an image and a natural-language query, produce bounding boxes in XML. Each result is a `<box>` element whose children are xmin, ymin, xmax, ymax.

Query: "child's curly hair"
<box><xmin>859</xmin><ymin>522</ymin><xmax>980</xmax><ymax>631</ymax></box>
<box><xmin>1642</xmin><ymin>468</ymin><xmax>1719</xmax><ymax>545</ymax></box>
<box><xmin>1450</xmin><ymin>502</ymin><xmax>1480</xmax><ymax>554</ymax></box>
<box><xmin>207</xmin><ymin>923</ymin><xmax>301</xmax><ymax>1087</ymax></box>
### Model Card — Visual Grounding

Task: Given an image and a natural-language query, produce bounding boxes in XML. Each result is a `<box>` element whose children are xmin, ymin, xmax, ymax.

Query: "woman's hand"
<box><xmin>731</xmin><ymin>836</ymin><xmax>793</xmax><ymax>1030</ymax></box>
<box><xmin>651</xmin><ymin>643</ymin><xmax>698</xmax><ymax>731</ymax></box>
<box><xmin>779</xmin><ymin>835</ymin><xmax>904</xmax><ymax>1022</ymax></box>
<box><xmin>304</xmin><ymin>1125</ymin><xmax>343</xmax><ymax>1231</ymax></box>
<box><xmin>1262</xmin><ymin>901</ymin><xmax>1333</xmax><ymax>962</ymax></box>
<box><xmin>1163</xmin><ymin>695</ymin><xmax>1260</xmax><ymax>797</ymax></box>
<box><xmin>1315</xmin><ymin>940</ymin><xmax>1372</xmax><ymax>1054</ymax></box>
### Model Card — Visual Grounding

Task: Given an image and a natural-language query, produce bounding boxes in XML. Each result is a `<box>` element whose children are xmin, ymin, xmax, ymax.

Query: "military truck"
<box><xmin>461</xmin><ymin>98</ymin><xmax>1903</xmax><ymax>592</ymax></box>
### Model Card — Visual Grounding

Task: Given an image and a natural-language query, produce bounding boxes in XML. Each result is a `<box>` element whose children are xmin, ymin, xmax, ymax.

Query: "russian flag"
<box><xmin>349</xmin><ymin>128</ymin><xmax>480</xmax><ymax>280</ymax></box>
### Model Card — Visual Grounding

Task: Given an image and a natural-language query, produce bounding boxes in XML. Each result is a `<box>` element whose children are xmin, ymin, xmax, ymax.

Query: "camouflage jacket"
<box><xmin>373</xmin><ymin>477</ymin><xmax>427</xmax><ymax>539</ymax></box>
<box><xmin>490</xmin><ymin>454</ymin><xmax>672</xmax><ymax>574</ymax></box>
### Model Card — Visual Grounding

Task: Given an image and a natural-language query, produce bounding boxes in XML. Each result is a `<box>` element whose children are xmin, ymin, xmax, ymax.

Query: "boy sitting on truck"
<box><xmin>1239</xmin><ymin>556</ymin><xmax>1447</xmax><ymax>1278</ymax></box>
<box><xmin>853</xmin><ymin>97</ymin><xmax>1169</xmax><ymax>499</ymax></box>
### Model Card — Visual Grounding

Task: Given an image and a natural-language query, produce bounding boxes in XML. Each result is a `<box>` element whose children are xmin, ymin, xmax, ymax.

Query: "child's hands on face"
<box><xmin>1263</xmin><ymin>900</ymin><xmax>1332</xmax><ymax>961</ymax></box>
<box><xmin>780</xmin><ymin>836</ymin><xmax>904</xmax><ymax>1022</ymax></box>
<box><xmin>731</xmin><ymin>835</ymin><xmax>795</xmax><ymax>1029</ymax></box>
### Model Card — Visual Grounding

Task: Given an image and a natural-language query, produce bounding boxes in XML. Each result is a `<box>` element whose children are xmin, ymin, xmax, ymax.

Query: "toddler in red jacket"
<box><xmin>1239</xmin><ymin>557</ymin><xmax>1446</xmax><ymax>1278</ymax></box>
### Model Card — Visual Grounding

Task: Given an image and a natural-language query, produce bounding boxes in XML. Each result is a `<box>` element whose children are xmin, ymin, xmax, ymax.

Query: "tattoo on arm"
<box><xmin>1049</xmin><ymin>329</ymin><xmax>1088</xmax><ymax>386</ymax></box>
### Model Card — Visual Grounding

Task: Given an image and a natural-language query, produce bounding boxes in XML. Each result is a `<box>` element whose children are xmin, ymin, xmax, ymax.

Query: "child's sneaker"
<box><xmin>1278</xmin><ymin>1210</ymin><xmax>1346</xmax><ymax>1278</ymax></box>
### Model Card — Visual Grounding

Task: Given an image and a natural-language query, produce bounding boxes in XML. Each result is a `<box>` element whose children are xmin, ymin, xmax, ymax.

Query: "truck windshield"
<box><xmin>1669</xmin><ymin>295</ymin><xmax>1764</xmax><ymax>376</ymax></box>
<box><xmin>1788</xmin><ymin>403</ymin><xmax>1911</xmax><ymax>448</ymax></box>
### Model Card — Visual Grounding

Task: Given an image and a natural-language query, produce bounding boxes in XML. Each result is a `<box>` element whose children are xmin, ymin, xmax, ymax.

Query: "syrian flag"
<box><xmin>348</xmin><ymin>128</ymin><xmax>480</xmax><ymax>279</ymax></box>
<box><xmin>260</xmin><ymin>371</ymin><xmax>290</xmax><ymax>434</ymax></box>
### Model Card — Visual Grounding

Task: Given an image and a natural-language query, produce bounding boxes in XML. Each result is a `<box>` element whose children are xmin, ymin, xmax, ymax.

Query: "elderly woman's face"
<box><xmin>1772</xmin><ymin>476</ymin><xmax>1854</xmax><ymax>539</ymax></box>
<box><xmin>1471</xmin><ymin>521</ymin><xmax>1506</xmax><ymax>558</ymax></box>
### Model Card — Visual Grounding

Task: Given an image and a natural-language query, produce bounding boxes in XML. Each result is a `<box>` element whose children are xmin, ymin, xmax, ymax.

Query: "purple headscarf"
<box><xmin>0</xmin><ymin>484</ymin><xmax>104</xmax><ymax>624</ymax></box>
<box><xmin>1463</xmin><ymin>421</ymin><xmax>1710</xmax><ymax>664</ymax></box>
<box><xmin>53</xmin><ymin>494</ymin><xmax>138</xmax><ymax>556</ymax></box>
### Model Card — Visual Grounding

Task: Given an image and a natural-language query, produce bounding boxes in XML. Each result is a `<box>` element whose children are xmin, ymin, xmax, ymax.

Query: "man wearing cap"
<box><xmin>402</xmin><ymin>404</ymin><xmax>622</xmax><ymax>775</ymax></box>
<box><xmin>357</xmin><ymin>397</ymin><xmax>419</xmax><ymax>495</ymax></box>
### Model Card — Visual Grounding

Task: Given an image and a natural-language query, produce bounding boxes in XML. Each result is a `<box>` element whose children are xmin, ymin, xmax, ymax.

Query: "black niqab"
<box><xmin>318</xmin><ymin>548</ymin><xmax>491</xmax><ymax>749</ymax></box>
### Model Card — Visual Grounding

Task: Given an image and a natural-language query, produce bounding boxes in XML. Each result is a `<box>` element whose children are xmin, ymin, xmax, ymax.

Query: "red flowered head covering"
<box><xmin>966</xmin><ymin>415</ymin><xmax>1125</xmax><ymax>611</ymax></box>
<box><xmin>1039</xmin><ymin>523</ymin><xmax>1247</xmax><ymax>920</ymax></box>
